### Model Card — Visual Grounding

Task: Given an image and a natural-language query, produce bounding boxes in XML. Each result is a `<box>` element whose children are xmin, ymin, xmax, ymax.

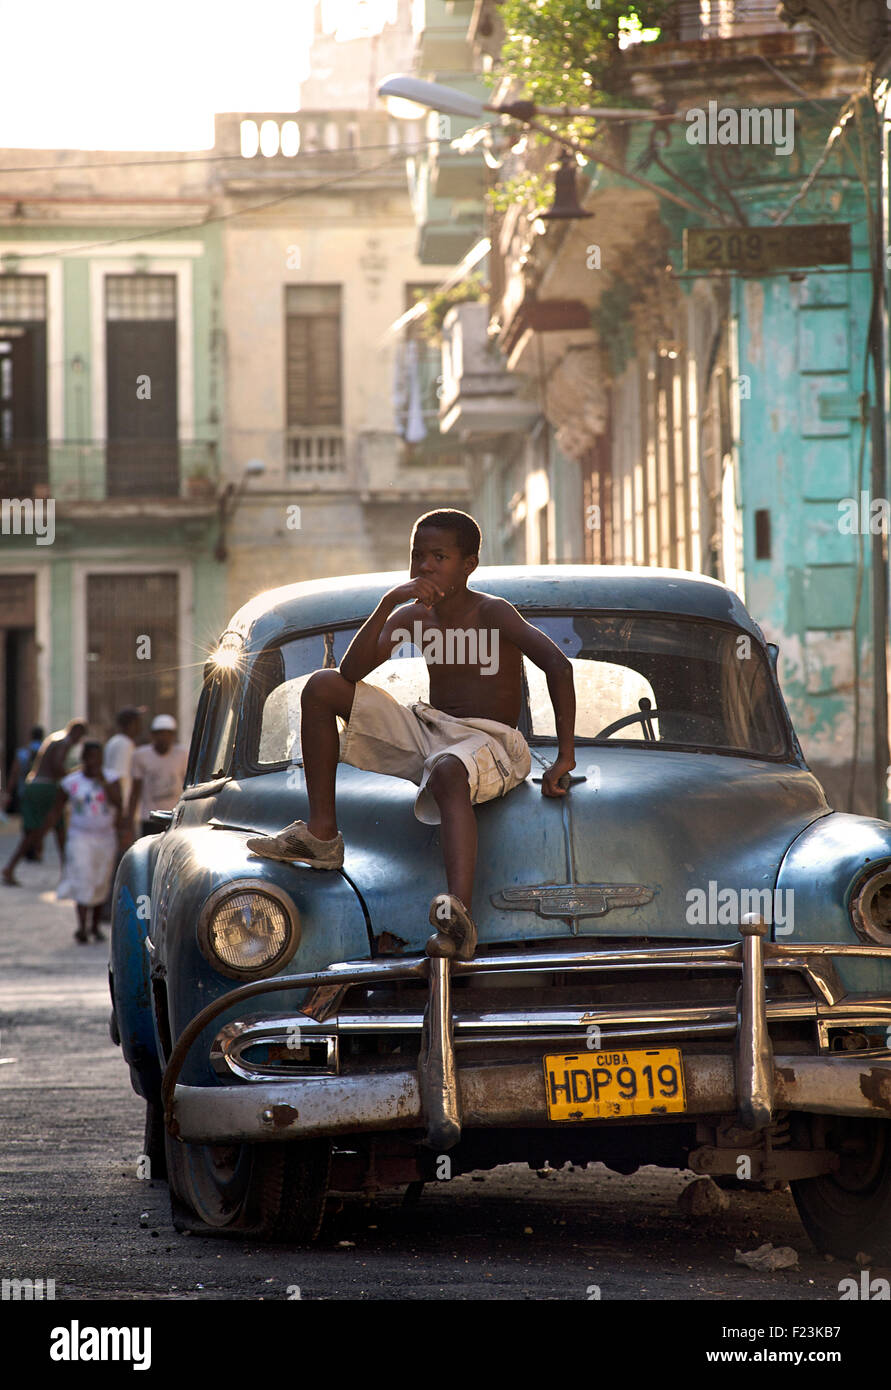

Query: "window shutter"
<box><xmin>285</xmin><ymin>286</ymin><xmax>342</xmax><ymax>428</ymax></box>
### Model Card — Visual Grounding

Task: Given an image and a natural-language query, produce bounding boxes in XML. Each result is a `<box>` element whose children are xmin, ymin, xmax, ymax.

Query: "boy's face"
<box><xmin>410</xmin><ymin>527</ymin><xmax>477</xmax><ymax>600</ymax></box>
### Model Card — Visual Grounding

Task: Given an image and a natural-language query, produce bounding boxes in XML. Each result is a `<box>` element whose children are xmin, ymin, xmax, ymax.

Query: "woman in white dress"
<box><xmin>41</xmin><ymin>740</ymin><xmax>124</xmax><ymax>943</ymax></box>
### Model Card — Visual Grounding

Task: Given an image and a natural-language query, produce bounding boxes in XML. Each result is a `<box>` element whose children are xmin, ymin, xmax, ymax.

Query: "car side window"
<box><xmin>254</xmin><ymin>629</ymin><xmax>357</xmax><ymax>766</ymax></box>
<box><xmin>190</xmin><ymin>668</ymin><xmax>240</xmax><ymax>784</ymax></box>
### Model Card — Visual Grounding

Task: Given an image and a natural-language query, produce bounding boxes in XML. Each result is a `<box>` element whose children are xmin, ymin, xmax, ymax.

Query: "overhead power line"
<box><xmin>0</xmin><ymin>145</ymin><xmax>440</xmax><ymax>261</ymax></box>
<box><xmin>0</xmin><ymin>130</ymin><xmax>488</xmax><ymax>178</ymax></box>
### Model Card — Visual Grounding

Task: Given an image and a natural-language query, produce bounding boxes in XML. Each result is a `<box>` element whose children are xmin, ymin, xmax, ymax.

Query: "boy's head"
<box><xmin>410</xmin><ymin>510</ymin><xmax>481</xmax><ymax>598</ymax></box>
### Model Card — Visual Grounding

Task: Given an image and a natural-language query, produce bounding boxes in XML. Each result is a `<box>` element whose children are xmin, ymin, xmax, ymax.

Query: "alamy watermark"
<box><xmin>1</xmin><ymin>498</ymin><xmax>54</xmax><ymax>545</ymax></box>
<box><xmin>686</xmin><ymin>101</ymin><xmax>795</xmax><ymax>157</ymax></box>
<box><xmin>49</xmin><ymin>1322</ymin><xmax>151</xmax><ymax>1370</ymax></box>
<box><xmin>2</xmin><ymin>1276</ymin><xmax>55</xmax><ymax>1300</ymax></box>
<box><xmin>838</xmin><ymin>1271</ymin><xmax>890</xmax><ymax>1300</ymax></box>
<box><xmin>686</xmin><ymin>882</ymin><xmax>794</xmax><ymax>935</ymax></box>
<box><xmin>390</xmin><ymin>619</ymin><xmax>499</xmax><ymax>675</ymax></box>
<box><xmin>838</xmin><ymin>492</ymin><xmax>891</xmax><ymax>534</ymax></box>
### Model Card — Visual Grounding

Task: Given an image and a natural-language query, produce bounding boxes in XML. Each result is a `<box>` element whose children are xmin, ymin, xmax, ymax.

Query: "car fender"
<box><xmin>154</xmin><ymin>827</ymin><xmax>373</xmax><ymax>1086</ymax></box>
<box><xmin>775</xmin><ymin>811</ymin><xmax>891</xmax><ymax>996</ymax></box>
<box><xmin>110</xmin><ymin>836</ymin><xmax>165</xmax><ymax>1103</ymax></box>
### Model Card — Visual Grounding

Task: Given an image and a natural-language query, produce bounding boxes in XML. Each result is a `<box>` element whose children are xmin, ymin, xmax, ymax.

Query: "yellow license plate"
<box><xmin>543</xmin><ymin>1048</ymin><xmax>686</xmax><ymax>1121</ymax></box>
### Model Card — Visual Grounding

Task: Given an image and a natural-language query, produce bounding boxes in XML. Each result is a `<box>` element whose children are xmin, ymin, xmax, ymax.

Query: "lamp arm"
<box><xmin>523</xmin><ymin>115</ymin><xmax>733</xmax><ymax>221</ymax></box>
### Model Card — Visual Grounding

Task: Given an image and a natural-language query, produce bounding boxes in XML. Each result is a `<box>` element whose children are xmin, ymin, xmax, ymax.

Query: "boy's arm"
<box><xmin>339</xmin><ymin>578</ymin><xmax>444</xmax><ymax>683</ymax></box>
<box><xmin>486</xmin><ymin>599</ymin><xmax>576</xmax><ymax>798</ymax></box>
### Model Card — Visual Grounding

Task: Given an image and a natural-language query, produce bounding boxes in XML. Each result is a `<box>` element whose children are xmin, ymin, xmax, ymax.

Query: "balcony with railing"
<box><xmin>410</xmin><ymin>155</ymin><xmax>484</xmax><ymax>265</ymax></box>
<box><xmin>212</xmin><ymin>111</ymin><xmax>418</xmax><ymax>192</ymax></box>
<box><xmin>413</xmin><ymin>0</ymin><xmax>478</xmax><ymax>71</ymax></box>
<box><xmin>625</xmin><ymin>0</ymin><xmax>846</xmax><ymax>102</ymax></box>
<box><xmin>439</xmin><ymin>301</ymin><xmax>539</xmax><ymax>436</ymax></box>
<box><xmin>286</xmin><ymin>427</ymin><xmax>347</xmax><ymax>482</ymax></box>
<box><xmin>660</xmin><ymin>0</ymin><xmax>794</xmax><ymax>40</ymax></box>
<box><xmin>0</xmin><ymin>440</ymin><xmax>219</xmax><ymax>510</ymax></box>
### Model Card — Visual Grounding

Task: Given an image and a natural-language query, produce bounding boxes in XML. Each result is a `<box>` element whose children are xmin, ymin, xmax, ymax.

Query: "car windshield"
<box><xmin>241</xmin><ymin>610</ymin><xmax>790</xmax><ymax>770</ymax></box>
<box><xmin>522</xmin><ymin>613</ymin><xmax>788</xmax><ymax>756</ymax></box>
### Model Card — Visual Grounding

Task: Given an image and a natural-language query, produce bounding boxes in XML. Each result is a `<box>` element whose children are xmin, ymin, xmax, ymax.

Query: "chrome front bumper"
<box><xmin>173</xmin><ymin>1051</ymin><xmax>891</xmax><ymax>1143</ymax></box>
<box><xmin>165</xmin><ymin>928</ymin><xmax>891</xmax><ymax>1147</ymax></box>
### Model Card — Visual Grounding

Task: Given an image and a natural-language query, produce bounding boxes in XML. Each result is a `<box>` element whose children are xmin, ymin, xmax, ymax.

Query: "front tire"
<box><xmin>790</xmin><ymin>1117</ymin><xmax>891</xmax><ymax>1260</ymax></box>
<box><xmin>144</xmin><ymin>1098</ymin><xmax>167</xmax><ymax>1181</ymax></box>
<box><xmin>164</xmin><ymin>1131</ymin><xmax>331</xmax><ymax>1242</ymax></box>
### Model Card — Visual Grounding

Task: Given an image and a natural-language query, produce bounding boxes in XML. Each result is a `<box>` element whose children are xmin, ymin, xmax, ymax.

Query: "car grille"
<box><xmin>211</xmin><ymin>937</ymin><xmax>843</xmax><ymax>1082</ymax></box>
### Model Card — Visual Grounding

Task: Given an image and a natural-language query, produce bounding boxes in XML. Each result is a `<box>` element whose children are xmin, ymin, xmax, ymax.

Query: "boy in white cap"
<box><xmin>127</xmin><ymin>714</ymin><xmax>188</xmax><ymax>838</ymax></box>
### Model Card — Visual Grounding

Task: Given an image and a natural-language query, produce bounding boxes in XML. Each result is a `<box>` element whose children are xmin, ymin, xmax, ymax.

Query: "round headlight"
<box><xmin>198</xmin><ymin>882</ymin><xmax>299</xmax><ymax>979</ymax></box>
<box><xmin>850</xmin><ymin>867</ymin><xmax>891</xmax><ymax>946</ymax></box>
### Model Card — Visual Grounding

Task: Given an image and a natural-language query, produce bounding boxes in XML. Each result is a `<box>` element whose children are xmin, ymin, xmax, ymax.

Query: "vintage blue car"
<box><xmin>110</xmin><ymin>566</ymin><xmax>891</xmax><ymax>1254</ymax></box>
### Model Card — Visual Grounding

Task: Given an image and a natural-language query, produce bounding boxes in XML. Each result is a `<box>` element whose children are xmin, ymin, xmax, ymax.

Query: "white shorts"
<box><xmin>338</xmin><ymin>679</ymin><xmax>532</xmax><ymax>824</ymax></box>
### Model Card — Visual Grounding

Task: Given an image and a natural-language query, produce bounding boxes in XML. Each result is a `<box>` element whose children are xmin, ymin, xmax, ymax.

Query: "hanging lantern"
<box><xmin>533</xmin><ymin>150</ymin><xmax>593</xmax><ymax>222</ymax></box>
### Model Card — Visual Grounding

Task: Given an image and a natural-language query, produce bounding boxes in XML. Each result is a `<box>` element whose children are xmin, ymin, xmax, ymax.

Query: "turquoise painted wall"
<box><xmin>587</xmin><ymin>97</ymin><xmax>878</xmax><ymax>809</ymax></box>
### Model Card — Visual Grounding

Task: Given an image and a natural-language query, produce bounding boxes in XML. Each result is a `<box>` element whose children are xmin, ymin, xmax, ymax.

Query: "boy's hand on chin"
<box><xmin>541</xmin><ymin>756</ymin><xmax>576</xmax><ymax>797</ymax></box>
<box><xmin>387</xmin><ymin>577</ymin><xmax>444</xmax><ymax>610</ymax></box>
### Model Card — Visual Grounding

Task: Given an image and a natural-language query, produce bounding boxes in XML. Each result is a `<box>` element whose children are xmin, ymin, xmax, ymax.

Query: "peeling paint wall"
<box><xmin>738</xmin><ymin>249</ymin><xmax>876</xmax><ymax>813</ymax></box>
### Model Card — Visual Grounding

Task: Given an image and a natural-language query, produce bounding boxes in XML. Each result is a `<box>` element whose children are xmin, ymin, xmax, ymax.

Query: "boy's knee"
<box><xmin>428</xmin><ymin>755</ymin><xmax>470</xmax><ymax>801</ymax></box>
<box><xmin>302</xmin><ymin>668</ymin><xmax>353</xmax><ymax>705</ymax></box>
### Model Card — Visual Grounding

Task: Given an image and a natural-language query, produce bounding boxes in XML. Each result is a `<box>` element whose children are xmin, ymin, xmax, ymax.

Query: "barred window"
<box><xmin>0</xmin><ymin>275</ymin><xmax>46</xmax><ymax>321</ymax></box>
<box><xmin>106</xmin><ymin>274</ymin><xmax>176</xmax><ymax>321</ymax></box>
<box><xmin>285</xmin><ymin>285</ymin><xmax>342</xmax><ymax>428</ymax></box>
<box><xmin>86</xmin><ymin>572</ymin><xmax>179</xmax><ymax>733</ymax></box>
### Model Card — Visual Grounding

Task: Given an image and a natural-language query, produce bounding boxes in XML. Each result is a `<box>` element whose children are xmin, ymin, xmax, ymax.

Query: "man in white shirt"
<box><xmin>127</xmin><ymin>714</ymin><xmax>188</xmax><ymax>838</ymax></box>
<box><xmin>103</xmin><ymin>706</ymin><xmax>143</xmax><ymax>820</ymax></box>
<box><xmin>98</xmin><ymin>705</ymin><xmax>143</xmax><ymax>920</ymax></box>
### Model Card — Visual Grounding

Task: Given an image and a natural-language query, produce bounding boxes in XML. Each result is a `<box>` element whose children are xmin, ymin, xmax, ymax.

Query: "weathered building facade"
<box><xmin>425</xmin><ymin>0</ymin><xmax>884</xmax><ymax>813</ymax></box>
<box><xmin>0</xmin><ymin>149</ymin><xmax>226</xmax><ymax>762</ymax></box>
<box><xmin>0</xmin><ymin>0</ymin><xmax>475</xmax><ymax>770</ymax></box>
<box><xmin>210</xmin><ymin>104</ymin><xmax>468</xmax><ymax>618</ymax></box>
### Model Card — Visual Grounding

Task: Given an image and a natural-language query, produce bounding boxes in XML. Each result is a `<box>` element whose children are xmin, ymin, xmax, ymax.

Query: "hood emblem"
<box><xmin>491</xmin><ymin>883</ymin><xmax>654</xmax><ymax>920</ymax></box>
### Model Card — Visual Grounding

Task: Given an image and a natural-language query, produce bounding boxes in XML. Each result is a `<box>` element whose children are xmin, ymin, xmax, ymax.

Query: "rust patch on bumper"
<box><xmin>269</xmin><ymin>1104</ymin><xmax>299</xmax><ymax>1129</ymax></box>
<box><xmin>860</xmin><ymin>1068</ymin><xmax>891</xmax><ymax>1113</ymax></box>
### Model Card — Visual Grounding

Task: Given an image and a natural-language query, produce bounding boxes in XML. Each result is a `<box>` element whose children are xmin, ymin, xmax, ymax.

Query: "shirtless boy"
<box><xmin>247</xmin><ymin>510</ymin><xmax>576</xmax><ymax>959</ymax></box>
<box><xmin>3</xmin><ymin>718</ymin><xmax>86</xmax><ymax>885</ymax></box>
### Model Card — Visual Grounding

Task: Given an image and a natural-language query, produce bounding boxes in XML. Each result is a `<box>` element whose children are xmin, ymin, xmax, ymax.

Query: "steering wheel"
<box><xmin>593</xmin><ymin>698</ymin><xmax>661</xmax><ymax>742</ymax></box>
<box><xmin>593</xmin><ymin>699</ymin><xmax>720</xmax><ymax>743</ymax></box>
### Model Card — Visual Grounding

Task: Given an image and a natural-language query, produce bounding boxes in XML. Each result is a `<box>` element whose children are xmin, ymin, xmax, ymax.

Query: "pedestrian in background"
<box><xmin>4</xmin><ymin>725</ymin><xmax>45</xmax><ymax>818</ymax></box>
<box><xmin>4</xmin><ymin>725</ymin><xmax>46</xmax><ymax>860</ymax></box>
<box><xmin>41</xmin><ymin>740</ymin><xmax>124</xmax><ymax>943</ymax></box>
<box><xmin>97</xmin><ymin>706</ymin><xmax>143</xmax><ymax>922</ymax></box>
<box><xmin>127</xmin><ymin>714</ymin><xmax>187</xmax><ymax>838</ymax></box>
<box><xmin>3</xmin><ymin>719</ymin><xmax>86</xmax><ymax>885</ymax></box>
<box><xmin>103</xmin><ymin>706</ymin><xmax>143</xmax><ymax>819</ymax></box>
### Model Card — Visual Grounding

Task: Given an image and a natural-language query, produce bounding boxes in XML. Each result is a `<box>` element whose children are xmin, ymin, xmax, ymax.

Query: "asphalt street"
<box><xmin>0</xmin><ymin>821</ymin><xmax>885</xmax><ymax>1304</ymax></box>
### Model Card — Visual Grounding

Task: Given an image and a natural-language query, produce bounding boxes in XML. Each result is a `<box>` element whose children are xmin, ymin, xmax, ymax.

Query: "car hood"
<box><xmin>213</xmin><ymin>750</ymin><xmax>829</xmax><ymax>952</ymax></box>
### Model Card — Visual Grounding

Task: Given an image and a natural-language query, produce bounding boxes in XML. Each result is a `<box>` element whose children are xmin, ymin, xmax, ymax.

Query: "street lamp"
<box><xmin>377</xmin><ymin>75</ymin><xmax>707</xmax><ymax>219</ymax></box>
<box><xmin>378</xmin><ymin>74</ymin><xmax>663</xmax><ymax>123</ymax></box>
<box><xmin>214</xmin><ymin>461</ymin><xmax>266</xmax><ymax>564</ymax></box>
